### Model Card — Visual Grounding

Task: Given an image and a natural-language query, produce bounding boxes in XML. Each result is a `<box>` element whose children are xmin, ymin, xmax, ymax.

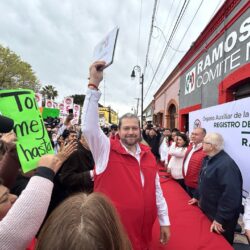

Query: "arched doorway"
<box><xmin>168</xmin><ymin>104</ymin><xmax>176</xmax><ymax>130</ymax></box>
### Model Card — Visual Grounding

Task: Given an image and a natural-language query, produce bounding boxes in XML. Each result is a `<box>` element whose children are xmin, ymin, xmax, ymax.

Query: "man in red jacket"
<box><xmin>82</xmin><ymin>61</ymin><xmax>170</xmax><ymax>250</ymax></box>
<box><xmin>183</xmin><ymin>127</ymin><xmax>206</xmax><ymax>197</ymax></box>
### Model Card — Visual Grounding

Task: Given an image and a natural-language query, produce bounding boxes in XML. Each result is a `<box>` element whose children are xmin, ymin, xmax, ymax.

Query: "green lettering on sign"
<box><xmin>0</xmin><ymin>89</ymin><xmax>54</xmax><ymax>173</ymax></box>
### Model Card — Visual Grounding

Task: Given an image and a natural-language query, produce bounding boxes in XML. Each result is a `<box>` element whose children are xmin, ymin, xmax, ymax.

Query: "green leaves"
<box><xmin>41</xmin><ymin>85</ymin><xmax>58</xmax><ymax>100</ymax></box>
<box><xmin>0</xmin><ymin>44</ymin><xmax>40</xmax><ymax>91</ymax></box>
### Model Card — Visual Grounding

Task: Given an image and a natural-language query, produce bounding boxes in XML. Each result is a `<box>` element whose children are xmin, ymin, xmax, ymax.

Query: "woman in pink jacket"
<box><xmin>167</xmin><ymin>133</ymin><xmax>189</xmax><ymax>190</ymax></box>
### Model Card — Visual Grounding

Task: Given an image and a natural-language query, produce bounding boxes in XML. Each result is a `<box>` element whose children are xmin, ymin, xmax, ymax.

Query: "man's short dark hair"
<box><xmin>172</xmin><ymin>128</ymin><xmax>179</xmax><ymax>133</ymax></box>
<box><xmin>110</xmin><ymin>124</ymin><xmax>118</xmax><ymax>131</ymax></box>
<box><xmin>164</xmin><ymin>128</ymin><xmax>171</xmax><ymax>131</ymax></box>
<box><xmin>118</xmin><ymin>113</ymin><xmax>140</xmax><ymax>129</ymax></box>
<box><xmin>62</xmin><ymin>129</ymin><xmax>70</xmax><ymax>140</ymax></box>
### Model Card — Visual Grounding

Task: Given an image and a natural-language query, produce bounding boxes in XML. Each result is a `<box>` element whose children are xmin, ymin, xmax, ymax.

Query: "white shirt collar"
<box><xmin>120</xmin><ymin>141</ymin><xmax>141</xmax><ymax>156</ymax></box>
<box><xmin>193</xmin><ymin>142</ymin><xmax>203</xmax><ymax>150</ymax></box>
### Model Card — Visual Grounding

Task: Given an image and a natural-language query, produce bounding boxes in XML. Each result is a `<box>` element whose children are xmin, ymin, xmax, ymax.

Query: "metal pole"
<box><xmin>108</xmin><ymin>106</ymin><xmax>111</xmax><ymax>124</ymax></box>
<box><xmin>131</xmin><ymin>65</ymin><xmax>143</xmax><ymax>128</ymax></box>
<box><xmin>141</xmin><ymin>74</ymin><xmax>144</xmax><ymax>128</ymax></box>
<box><xmin>135</xmin><ymin>97</ymin><xmax>140</xmax><ymax>116</ymax></box>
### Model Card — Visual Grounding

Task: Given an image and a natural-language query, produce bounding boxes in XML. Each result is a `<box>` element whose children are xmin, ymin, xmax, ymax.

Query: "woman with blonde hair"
<box><xmin>36</xmin><ymin>192</ymin><xmax>132</xmax><ymax>250</ymax></box>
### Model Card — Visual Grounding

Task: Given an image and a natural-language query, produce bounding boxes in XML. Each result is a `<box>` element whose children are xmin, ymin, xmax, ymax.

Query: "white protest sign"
<box><xmin>93</xmin><ymin>26</ymin><xmax>119</xmax><ymax>68</ymax></box>
<box><xmin>63</xmin><ymin>97</ymin><xmax>74</xmax><ymax>114</ymax></box>
<box><xmin>59</xmin><ymin>102</ymin><xmax>64</xmax><ymax>112</ymax></box>
<box><xmin>72</xmin><ymin>104</ymin><xmax>80</xmax><ymax>125</ymax></box>
<box><xmin>35</xmin><ymin>93</ymin><xmax>42</xmax><ymax>108</ymax></box>
<box><xmin>59</xmin><ymin>103</ymin><xmax>64</xmax><ymax>111</ymax></box>
<box><xmin>189</xmin><ymin>97</ymin><xmax>250</xmax><ymax>191</ymax></box>
<box><xmin>58</xmin><ymin>102</ymin><xmax>66</xmax><ymax>119</ymax></box>
<box><xmin>73</xmin><ymin>104</ymin><xmax>80</xmax><ymax>116</ymax></box>
<box><xmin>45</xmin><ymin>99</ymin><xmax>53</xmax><ymax>108</ymax></box>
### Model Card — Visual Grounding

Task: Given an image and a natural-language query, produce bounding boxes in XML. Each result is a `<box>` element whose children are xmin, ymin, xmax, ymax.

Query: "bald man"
<box><xmin>182</xmin><ymin>128</ymin><xmax>206</xmax><ymax>196</ymax></box>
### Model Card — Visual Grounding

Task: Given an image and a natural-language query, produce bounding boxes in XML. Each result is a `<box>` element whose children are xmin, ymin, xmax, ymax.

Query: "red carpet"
<box><xmin>150</xmin><ymin>173</ymin><xmax>233</xmax><ymax>250</ymax></box>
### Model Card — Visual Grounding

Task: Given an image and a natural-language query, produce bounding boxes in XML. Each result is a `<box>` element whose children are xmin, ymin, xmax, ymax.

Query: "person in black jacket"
<box><xmin>142</xmin><ymin>125</ymin><xmax>161</xmax><ymax>160</ymax></box>
<box><xmin>189</xmin><ymin>132</ymin><xmax>242</xmax><ymax>245</ymax></box>
<box><xmin>59</xmin><ymin>131</ymin><xmax>94</xmax><ymax>194</ymax></box>
<box><xmin>46</xmin><ymin>131</ymin><xmax>94</xmax><ymax>216</ymax></box>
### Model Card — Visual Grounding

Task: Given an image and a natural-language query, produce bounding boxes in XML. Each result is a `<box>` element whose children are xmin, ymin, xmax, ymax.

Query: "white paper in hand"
<box><xmin>93</xmin><ymin>26</ymin><xmax>119</xmax><ymax>69</ymax></box>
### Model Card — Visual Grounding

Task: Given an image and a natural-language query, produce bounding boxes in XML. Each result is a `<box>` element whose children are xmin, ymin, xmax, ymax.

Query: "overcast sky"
<box><xmin>0</xmin><ymin>0</ymin><xmax>225</xmax><ymax>115</ymax></box>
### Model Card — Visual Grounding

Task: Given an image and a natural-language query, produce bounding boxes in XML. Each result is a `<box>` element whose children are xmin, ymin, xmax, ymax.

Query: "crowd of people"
<box><xmin>0</xmin><ymin>61</ymin><xmax>249</xmax><ymax>249</ymax></box>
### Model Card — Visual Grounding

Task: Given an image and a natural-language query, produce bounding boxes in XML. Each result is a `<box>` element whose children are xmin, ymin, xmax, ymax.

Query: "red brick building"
<box><xmin>153</xmin><ymin>0</ymin><xmax>250</xmax><ymax>131</ymax></box>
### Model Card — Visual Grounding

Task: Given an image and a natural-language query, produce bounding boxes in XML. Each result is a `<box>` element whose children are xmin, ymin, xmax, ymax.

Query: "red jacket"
<box><xmin>94</xmin><ymin>138</ymin><xmax>157</xmax><ymax>250</ymax></box>
<box><xmin>26</xmin><ymin>238</ymin><xmax>36</xmax><ymax>250</ymax></box>
<box><xmin>183</xmin><ymin>144</ymin><xmax>206</xmax><ymax>189</ymax></box>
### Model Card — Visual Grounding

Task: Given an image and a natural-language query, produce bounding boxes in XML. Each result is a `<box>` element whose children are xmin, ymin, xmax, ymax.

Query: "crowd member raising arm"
<box><xmin>0</xmin><ymin>142</ymin><xmax>77</xmax><ymax>250</ymax></box>
<box><xmin>81</xmin><ymin>61</ymin><xmax>170</xmax><ymax>250</ymax></box>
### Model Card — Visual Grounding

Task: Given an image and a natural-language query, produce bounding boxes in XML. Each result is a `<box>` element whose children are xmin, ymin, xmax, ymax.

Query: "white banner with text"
<box><xmin>189</xmin><ymin>97</ymin><xmax>250</xmax><ymax>191</ymax></box>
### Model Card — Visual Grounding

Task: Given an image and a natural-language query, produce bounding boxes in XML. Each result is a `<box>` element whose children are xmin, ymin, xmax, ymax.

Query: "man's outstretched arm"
<box><xmin>81</xmin><ymin>61</ymin><xmax>110</xmax><ymax>174</ymax></box>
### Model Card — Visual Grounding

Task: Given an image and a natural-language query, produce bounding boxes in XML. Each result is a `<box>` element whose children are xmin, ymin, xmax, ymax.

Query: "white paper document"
<box><xmin>93</xmin><ymin>26</ymin><xmax>119</xmax><ymax>69</ymax></box>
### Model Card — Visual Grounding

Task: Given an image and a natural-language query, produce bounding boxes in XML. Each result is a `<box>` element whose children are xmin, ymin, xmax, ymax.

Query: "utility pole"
<box><xmin>108</xmin><ymin>106</ymin><xmax>111</xmax><ymax>124</ymax></box>
<box><xmin>134</xmin><ymin>98</ymin><xmax>140</xmax><ymax>116</ymax></box>
<box><xmin>131</xmin><ymin>66</ymin><xmax>144</xmax><ymax>128</ymax></box>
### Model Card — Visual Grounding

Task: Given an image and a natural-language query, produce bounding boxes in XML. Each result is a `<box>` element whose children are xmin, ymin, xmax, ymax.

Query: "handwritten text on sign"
<box><xmin>0</xmin><ymin>89</ymin><xmax>54</xmax><ymax>173</ymax></box>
